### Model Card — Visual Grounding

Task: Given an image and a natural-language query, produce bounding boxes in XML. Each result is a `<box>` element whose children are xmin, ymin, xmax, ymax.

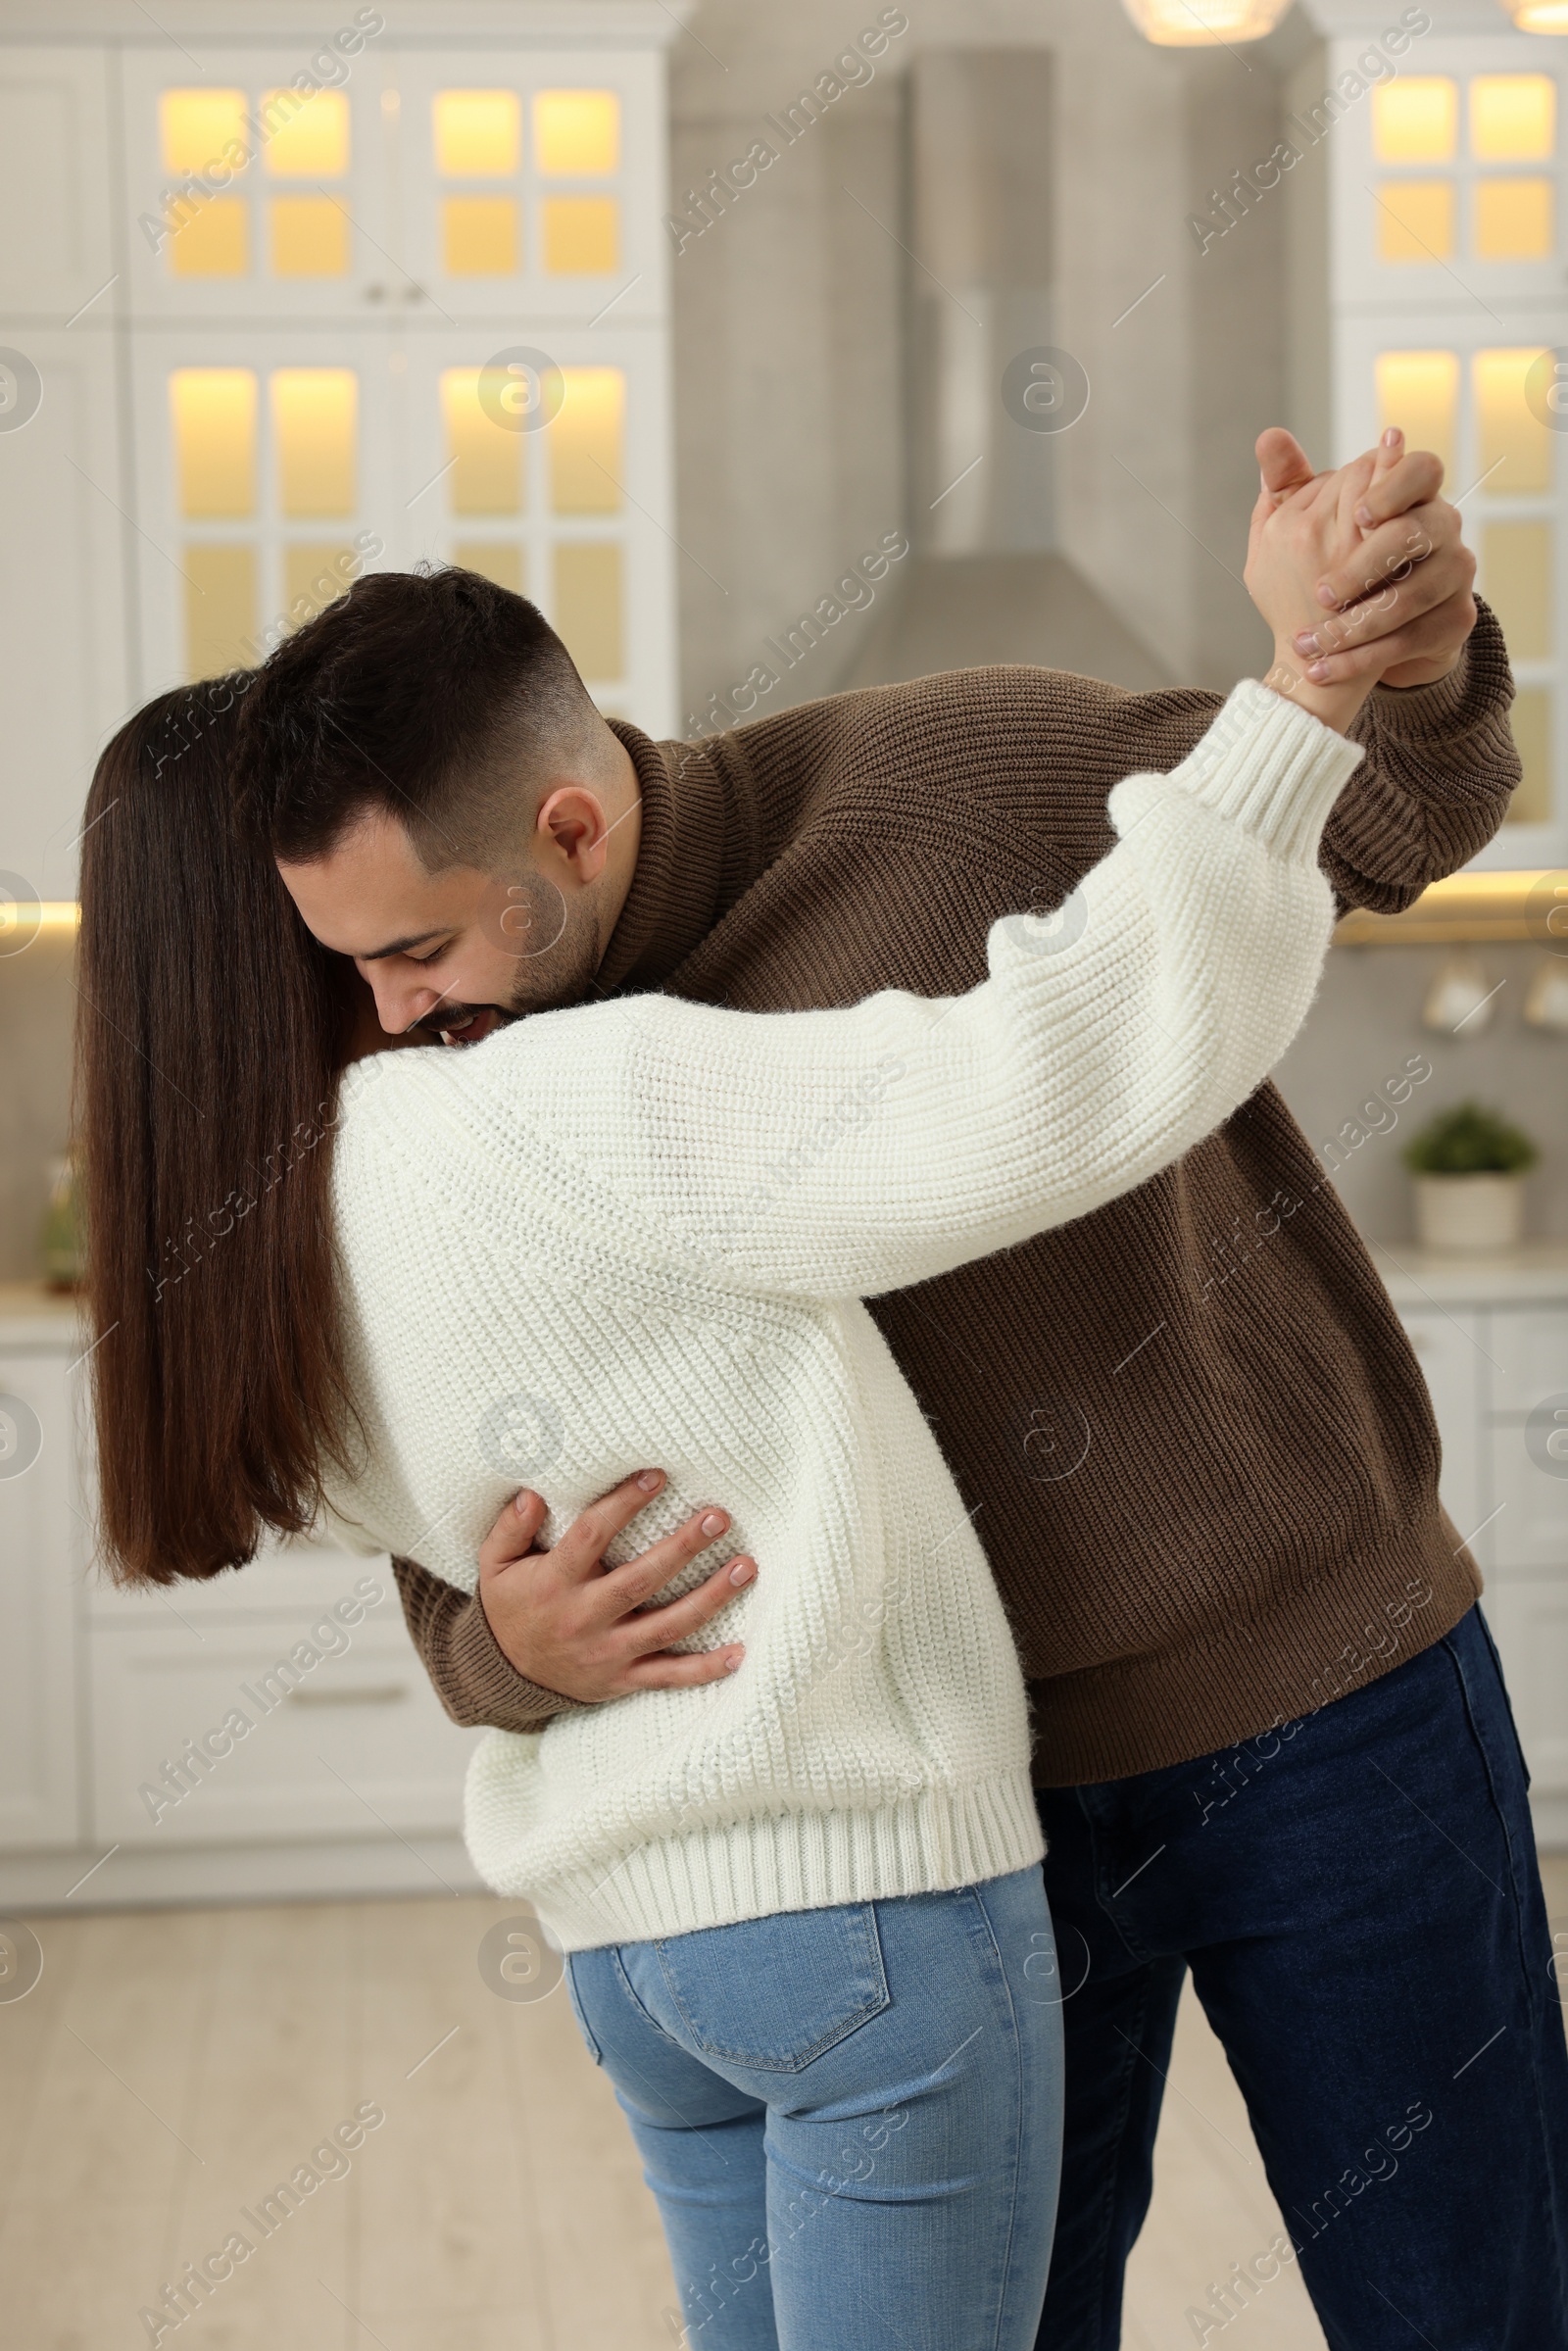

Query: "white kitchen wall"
<box><xmin>663</xmin><ymin>0</ymin><xmax>1288</xmax><ymax>718</ymax></box>
<box><xmin>1275</xmin><ymin>940</ymin><xmax>1568</xmax><ymax>1245</ymax></box>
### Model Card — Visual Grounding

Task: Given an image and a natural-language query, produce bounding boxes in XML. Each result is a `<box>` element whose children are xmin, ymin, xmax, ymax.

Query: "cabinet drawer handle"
<box><xmin>284</xmin><ymin>1683</ymin><xmax>410</xmax><ymax>1707</ymax></box>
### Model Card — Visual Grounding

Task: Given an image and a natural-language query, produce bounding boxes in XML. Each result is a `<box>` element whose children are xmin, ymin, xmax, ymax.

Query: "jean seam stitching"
<box><xmin>609</xmin><ymin>1943</ymin><xmax>690</xmax><ymax>2056</ymax></box>
<box><xmin>1075</xmin><ymin>1792</ymin><xmax>1167</xmax><ymax>2345</ymax></box>
<box><xmin>1440</xmin><ymin>1617</ymin><xmax>1568</xmax><ymax>2333</ymax></box>
<box><xmin>654</xmin><ymin>1908</ymin><xmax>891</xmax><ymax>2073</ymax></box>
<box><xmin>969</xmin><ymin>1879</ymin><xmax>1031</xmax><ymax>2351</ymax></box>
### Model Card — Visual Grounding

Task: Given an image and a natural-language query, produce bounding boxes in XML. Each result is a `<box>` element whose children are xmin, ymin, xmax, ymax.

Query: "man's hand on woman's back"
<box><xmin>475</xmin><ymin>1471</ymin><xmax>757</xmax><ymax>1702</ymax></box>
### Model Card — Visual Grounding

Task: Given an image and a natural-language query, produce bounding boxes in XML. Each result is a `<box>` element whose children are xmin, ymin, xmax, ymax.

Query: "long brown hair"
<box><xmin>75</xmin><ymin>676</ymin><xmax>359</xmax><ymax>1584</ymax></box>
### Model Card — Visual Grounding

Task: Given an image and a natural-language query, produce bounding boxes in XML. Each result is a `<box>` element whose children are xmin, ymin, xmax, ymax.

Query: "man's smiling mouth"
<box><xmin>417</xmin><ymin>1006</ymin><xmax>511</xmax><ymax>1049</ymax></box>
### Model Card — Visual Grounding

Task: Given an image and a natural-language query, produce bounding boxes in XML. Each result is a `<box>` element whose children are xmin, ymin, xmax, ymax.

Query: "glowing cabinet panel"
<box><xmin>1311</xmin><ymin>18</ymin><xmax>1568</xmax><ymax>866</ymax></box>
<box><xmin>0</xmin><ymin>9</ymin><xmax>680</xmax><ymax>882</ymax></box>
<box><xmin>120</xmin><ymin>44</ymin><xmax>395</xmax><ymax>321</ymax></box>
<box><xmin>393</xmin><ymin>50</ymin><xmax>666</xmax><ymax>323</ymax></box>
<box><xmin>130</xmin><ymin>332</ymin><xmax>393</xmax><ymax>689</ymax></box>
<box><xmin>119</xmin><ymin>26</ymin><xmax>677</xmax><ymax>735</ymax></box>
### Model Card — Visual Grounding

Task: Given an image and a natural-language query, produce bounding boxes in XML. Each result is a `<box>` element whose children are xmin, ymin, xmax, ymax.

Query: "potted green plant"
<box><xmin>1402</xmin><ymin>1102</ymin><xmax>1538</xmax><ymax>1252</ymax></box>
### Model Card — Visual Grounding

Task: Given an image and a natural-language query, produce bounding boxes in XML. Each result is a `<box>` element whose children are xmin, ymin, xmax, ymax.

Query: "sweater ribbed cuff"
<box><xmin>1171</xmin><ymin>677</ymin><xmax>1366</xmax><ymax>863</ymax></box>
<box><xmin>449</xmin><ymin>1592</ymin><xmax>570</xmax><ymax>1733</ymax></box>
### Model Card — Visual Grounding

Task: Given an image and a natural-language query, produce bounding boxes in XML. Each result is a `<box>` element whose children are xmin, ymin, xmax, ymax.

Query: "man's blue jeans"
<box><xmin>1036</xmin><ymin>1603</ymin><xmax>1568</xmax><ymax>2349</ymax></box>
<box><xmin>564</xmin><ymin>1865</ymin><xmax>1063</xmax><ymax>2350</ymax></box>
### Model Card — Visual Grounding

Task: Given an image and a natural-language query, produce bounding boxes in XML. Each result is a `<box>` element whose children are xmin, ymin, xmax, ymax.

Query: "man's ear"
<box><xmin>536</xmin><ymin>785</ymin><xmax>612</xmax><ymax>883</ymax></box>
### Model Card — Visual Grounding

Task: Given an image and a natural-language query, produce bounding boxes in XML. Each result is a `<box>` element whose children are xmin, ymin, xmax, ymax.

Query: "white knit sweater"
<box><xmin>324</xmin><ymin>681</ymin><xmax>1362</xmax><ymax>1951</ymax></box>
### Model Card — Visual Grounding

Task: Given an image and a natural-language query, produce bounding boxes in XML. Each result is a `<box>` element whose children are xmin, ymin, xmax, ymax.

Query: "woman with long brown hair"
<box><xmin>74</xmin><ymin>491</ymin><xmax>1367</xmax><ymax>2351</ymax></box>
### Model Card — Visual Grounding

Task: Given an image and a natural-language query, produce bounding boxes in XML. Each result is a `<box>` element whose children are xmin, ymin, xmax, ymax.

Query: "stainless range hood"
<box><xmin>841</xmin><ymin>49</ymin><xmax>1171</xmax><ymax>696</ymax></box>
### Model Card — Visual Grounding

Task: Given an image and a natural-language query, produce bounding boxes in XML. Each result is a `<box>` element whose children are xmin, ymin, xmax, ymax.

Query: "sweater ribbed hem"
<box><xmin>1027</xmin><ymin>1506</ymin><xmax>1482</xmax><ymax>1788</ymax></box>
<box><xmin>485</xmin><ymin>1770</ymin><xmax>1045</xmax><ymax>1954</ymax></box>
<box><xmin>1167</xmin><ymin>678</ymin><xmax>1367</xmax><ymax>862</ymax></box>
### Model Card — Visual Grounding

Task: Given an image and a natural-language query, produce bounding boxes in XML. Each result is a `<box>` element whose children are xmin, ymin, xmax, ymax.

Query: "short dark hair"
<box><xmin>233</xmin><ymin>565</ymin><xmax>597</xmax><ymax>870</ymax></box>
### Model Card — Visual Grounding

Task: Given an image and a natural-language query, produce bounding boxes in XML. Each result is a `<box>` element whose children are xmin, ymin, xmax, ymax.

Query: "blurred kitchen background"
<box><xmin>1</xmin><ymin>4</ymin><xmax>1566</xmax><ymax>2347</ymax></box>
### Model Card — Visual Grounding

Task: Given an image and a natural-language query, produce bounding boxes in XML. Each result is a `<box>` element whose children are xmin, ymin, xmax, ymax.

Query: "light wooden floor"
<box><xmin>2</xmin><ymin>1859</ymin><xmax>1564</xmax><ymax>2349</ymax></box>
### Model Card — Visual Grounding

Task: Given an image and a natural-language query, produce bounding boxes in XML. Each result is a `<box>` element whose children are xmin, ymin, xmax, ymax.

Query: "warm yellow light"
<box><xmin>1375</xmin><ymin>350</ymin><xmax>1458</xmax><ymax>478</ymax></box>
<box><xmin>453</xmin><ymin>542</ymin><xmax>525</xmax><ymax>594</ymax></box>
<box><xmin>1501</xmin><ymin>2</ymin><xmax>1568</xmax><ymax>33</ymax></box>
<box><xmin>1334</xmin><ymin>869</ymin><xmax>1561</xmax><ymax>944</ymax></box>
<box><xmin>434</xmin><ymin>89</ymin><xmax>520</xmax><ymax>176</ymax></box>
<box><xmin>261</xmin><ymin>86</ymin><xmax>350</xmax><ymax>176</ymax></box>
<box><xmin>284</xmin><ymin>544</ymin><xmax>355</xmax><ymax>626</ymax></box>
<box><xmin>442</xmin><ymin>195</ymin><xmax>518</xmax><ymax>275</ymax></box>
<box><xmin>171</xmin><ymin>368</ymin><xmax>257</xmax><ymax>516</ymax></box>
<box><xmin>1483</xmin><ymin>519</ymin><xmax>1552</xmax><ymax>658</ymax></box>
<box><xmin>271</xmin><ymin>369</ymin><xmax>357</xmax><ymax>515</ymax></box>
<box><xmin>550</xmin><ymin>367</ymin><xmax>625</xmax><ymax>514</ymax></box>
<box><xmin>270</xmin><ymin>195</ymin><xmax>350</xmax><ymax>276</ymax></box>
<box><xmin>440</xmin><ymin>367</ymin><xmax>523</xmax><ymax>514</ymax></box>
<box><xmin>169</xmin><ymin>198</ymin><xmax>248</xmax><ymax>278</ymax></box>
<box><xmin>542</xmin><ymin>196</ymin><xmax>618</xmax><ymax>274</ymax></box>
<box><xmin>1118</xmin><ymin>0</ymin><xmax>1291</xmax><ymax>43</ymax></box>
<box><xmin>1506</xmin><ymin>689</ymin><xmax>1553</xmax><ymax>822</ymax></box>
<box><xmin>1474</xmin><ymin>175</ymin><xmax>1554</xmax><ymax>259</ymax></box>
<box><xmin>534</xmin><ymin>90</ymin><xmax>620</xmax><ymax>175</ymax></box>
<box><xmin>1475</xmin><ymin>346</ymin><xmax>1552</xmax><ymax>490</ymax></box>
<box><xmin>184</xmin><ymin>546</ymin><xmax>258</xmax><ymax>680</ymax></box>
<box><xmin>0</xmin><ymin>894</ymin><xmax>79</xmax><ymax>951</ymax></box>
<box><xmin>1373</xmin><ymin>76</ymin><xmax>1458</xmax><ymax>164</ymax></box>
<box><xmin>1376</xmin><ymin>180</ymin><xmax>1454</xmax><ymax>262</ymax></box>
<box><xmin>160</xmin><ymin>88</ymin><xmax>247</xmax><ymax>174</ymax></box>
<box><xmin>1471</xmin><ymin>73</ymin><xmax>1555</xmax><ymax>159</ymax></box>
<box><xmin>554</xmin><ymin>542</ymin><xmax>623</xmax><ymax>680</ymax></box>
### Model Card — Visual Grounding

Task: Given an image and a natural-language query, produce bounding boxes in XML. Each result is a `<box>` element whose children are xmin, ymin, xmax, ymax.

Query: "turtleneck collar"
<box><xmin>596</xmin><ymin>720</ymin><xmax>761</xmax><ymax>996</ymax></box>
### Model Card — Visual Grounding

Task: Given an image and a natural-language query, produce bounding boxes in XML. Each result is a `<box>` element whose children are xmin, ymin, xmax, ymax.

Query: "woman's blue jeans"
<box><xmin>564</xmin><ymin>1865</ymin><xmax>1063</xmax><ymax>2351</ymax></box>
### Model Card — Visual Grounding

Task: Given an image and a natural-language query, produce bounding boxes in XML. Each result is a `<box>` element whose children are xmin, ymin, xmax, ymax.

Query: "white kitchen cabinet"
<box><xmin>89</xmin><ymin>1603</ymin><xmax>477</xmax><ymax>1848</ymax></box>
<box><xmin>1378</xmin><ymin>1247</ymin><xmax>1568</xmax><ymax>1847</ymax></box>
<box><xmin>1299</xmin><ymin>5</ymin><xmax>1568</xmax><ymax>867</ymax></box>
<box><xmin>0</xmin><ymin>325</ymin><xmax>129</xmax><ymax>900</ymax></box>
<box><xmin>390</xmin><ymin>47</ymin><xmax>668</xmax><ymax>324</ymax></box>
<box><xmin>128</xmin><ymin>321</ymin><xmax>399</xmax><ymax>695</ymax></box>
<box><xmin>1482</xmin><ymin>1574</ymin><xmax>1568</xmax><ymax>1798</ymax></box>
<box><xmin>0</xmin><ymin>45</ymin><xmax>115</xmax><ymax>320</ymax></box>
<box><xmin>1398</xmin><ymin>1306</ymin><xmax>1482</xmax><ymax>1550</ymax></box>
<box><xmin>0</xmin><ymin>1285</ymin><xmax>483</xmax><ymax>1908</ymax></box>
<box><xmin>0</xmin><ymin>1341</ymin><xmax>80</xmax><ymax>1848</ymax></box>
<box><xmin>0</xmin><ymin>1</ymin><xmax>682</xmax><ymax>882</ymax></box>
<box><xmin>119</xmin><ymin>42</ymin><xmax>397</xmax><ymax>322</ymax></box>
<box><xmin>394</xmin><ymin>319</ymin><xmax>675</xmax><ymax>719</ymax></box>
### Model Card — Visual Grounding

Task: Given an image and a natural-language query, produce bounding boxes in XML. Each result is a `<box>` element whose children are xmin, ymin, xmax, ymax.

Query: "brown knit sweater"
<box><xmin>394</xmin><ymin>612</ymin><xmax>1518</xmax><ymax>1785</ymax></box>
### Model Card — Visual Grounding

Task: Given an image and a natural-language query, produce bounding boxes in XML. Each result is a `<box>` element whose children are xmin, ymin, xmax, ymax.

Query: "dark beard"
<box><xmin>413</xmin><ymin>885</ymin><xmax>604</xmax><ymax>1045</ymax></box>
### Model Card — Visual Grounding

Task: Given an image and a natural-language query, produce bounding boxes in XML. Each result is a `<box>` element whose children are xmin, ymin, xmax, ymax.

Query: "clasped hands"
<box><xmin>1246</xmin><ymin>422</ymin><xmax>1478</xmax><ymax>733</ymax></box>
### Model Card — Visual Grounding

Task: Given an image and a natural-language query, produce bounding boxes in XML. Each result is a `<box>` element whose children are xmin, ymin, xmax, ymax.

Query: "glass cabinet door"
<box><xmin>394</xmin><ymin>327</ymin><xmax>676</xmax><ymax>732</ymax></box>
<box><xmin>1339</xmin><ymin>51</ymin><xmax>1566</xmax><ymax>309</ymax></box>
<box><xmin>121</xmin><ymin>46</ymin><xmax>396</xmax><ymax>319</ymax></box>
<box><xmin>129</xmin><ymin>330</ymin><xmax>396</xmax><ymax>694</ymax></box>
<box><xmin>1339</xmin><ymin>309</ymin><xmax>1568</xmax><ymax>865</ymax></box>
<box><xmin>388</xmin><ymin>49</ymin><xmax>666</xmax><ymax>324</ymax></box>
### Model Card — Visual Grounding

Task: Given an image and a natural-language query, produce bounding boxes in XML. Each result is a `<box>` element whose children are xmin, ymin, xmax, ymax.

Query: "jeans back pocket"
<box><xmin>654</xmin><ymin>1901</ymin><xmax>890</xmax><ymax>2073</ymax></box>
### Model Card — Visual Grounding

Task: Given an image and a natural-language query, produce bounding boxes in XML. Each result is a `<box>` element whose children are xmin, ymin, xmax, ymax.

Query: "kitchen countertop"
<box><xmin>1370</xmin><ymin>1242</ymin><xmax>1568</xmax><ymax>1306</ymax></box>
<box><xmin>0</xmin><ymin>1281</ymin><xmax>82</xmax><ymax>1347</ymax></box>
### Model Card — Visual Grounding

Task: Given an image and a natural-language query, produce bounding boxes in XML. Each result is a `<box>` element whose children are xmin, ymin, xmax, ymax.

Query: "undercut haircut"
<box><xmin>233</xmin><ymin>565</ymin><xmax>601</xmax><ymax>872</ymax></box>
